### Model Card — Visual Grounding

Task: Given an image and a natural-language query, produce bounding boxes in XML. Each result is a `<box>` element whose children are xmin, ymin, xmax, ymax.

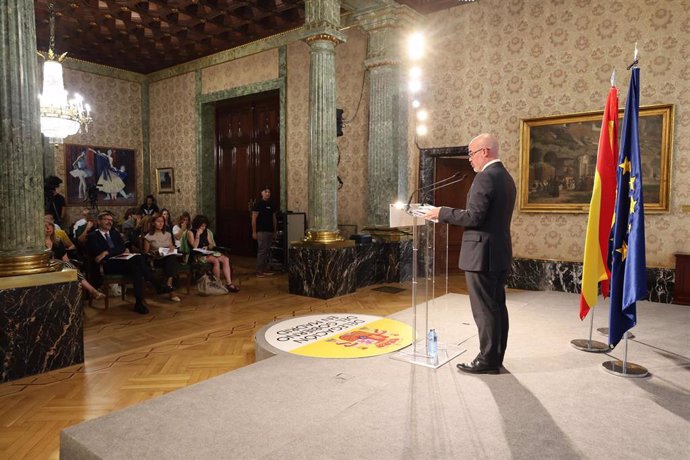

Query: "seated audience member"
<box><xmin>70</xmin><ymin>208</ymin><xmax>92</xmax><ymax>240</ymax></box>
<box><xmin>45</xmin><ymin>215</ymin><xmax>75</xmax><ymax>251</ymax></box>
<box><xmin>160</xmin><ymin>208</ymin><xmax>174</xmax><ymax>233</ymax></box>
<box><xmin>76</xmin><ymin>215</ymin><xmax>97</xmax><ymax>247</ymax></box>
<box><xmin>172</xmin><ymin>212</ymin><xmax>191</xmax><ymax>248</ymax></box>
<box><xmin>122</xmin><ymin>207</ymin><xmax>141</xmax><ymax>239</ymax></box>
<box><xmin>44</xmin><ymin>214</ymin><xmax>63</xmax><ymax>231</ymax></box>
<box><xmin>45</xmin><ymin>221</ymin><xmax>104</xmax><ymax>300</ymax></box>
<box><xmin>128</xmin><ymin>214</ymin><xmax>153</xmax><ymax>252</ymax></box>
<box><xmin>87</xmin><ymin>211</ymin><xmax>172</xmax><ymax>314</ymax></box>
<box><xmin>186</xmin><ymin>215</ymin><xmax>239</xmax><ymax>293</ymax></box>
<box><xmin>143</xmin><ymin>214</ymin><xmax>181</xmax><ymax>302</ymax></box>
<box><xmin>139</xmin><ymin>194</ymin><xmax>159</xmax><ymax>216</ymax></box>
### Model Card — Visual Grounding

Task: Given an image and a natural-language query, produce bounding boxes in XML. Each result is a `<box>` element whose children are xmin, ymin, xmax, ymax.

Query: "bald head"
<box><xmin>468</xmin><ymin>133</ymin><xmax>499</xmax><ymax>172</ymax></box>
<box><xmin>469</xmin><ymin>133</ymin><xmax>499</xmax><ymax>158</ymax></box>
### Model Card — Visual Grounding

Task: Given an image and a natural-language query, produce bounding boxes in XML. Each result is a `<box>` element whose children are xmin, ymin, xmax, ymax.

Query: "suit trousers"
<box><xmin>465</xmin><ymin>270</ymin><xmax>509</xmax><ymax>367</ymax></box>
<box><xmin>103</xmin><ymin>254</ymin><xmax>156</xmax><ymax>303</ymax></box>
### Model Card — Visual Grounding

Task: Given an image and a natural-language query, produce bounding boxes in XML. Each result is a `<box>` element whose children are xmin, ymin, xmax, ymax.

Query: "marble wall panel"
<box><xmin>0</xmin><ymin>280</ymin><xmax>83</xmax><ymax>383</ymax></box>
<box><xmin>508</xmin><ymin>257</ymin><xmax>675</xmax><ymax>304</ymax></box>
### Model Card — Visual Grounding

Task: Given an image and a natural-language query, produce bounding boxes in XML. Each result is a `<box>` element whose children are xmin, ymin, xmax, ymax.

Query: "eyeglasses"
<box><xmin>468</xmin><ymin>147</ymin><xmax>487</xmax><ymax>158</ymax></box>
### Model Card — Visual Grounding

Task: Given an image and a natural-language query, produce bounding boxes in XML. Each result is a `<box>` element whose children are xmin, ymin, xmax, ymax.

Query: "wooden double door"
<box><xmin>432</xmin><ymin>156</ymin><xmax>475</xmax><ymax>273</ymax></box>
<box><xmin>215</xmin><ymin>90</ymin><xmax>280</xmax><ymax>256</ymax></box>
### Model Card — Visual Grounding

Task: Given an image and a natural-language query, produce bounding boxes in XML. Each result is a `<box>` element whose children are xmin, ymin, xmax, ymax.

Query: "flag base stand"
<box><xmin>571</xmin><ymin>309</ymin><xmax>609</xmax><ymax>352</ymax></box>
<box><xmin>597</xmin><ymin>327</ymin><xmax>635</xmax><ymax>339</ymax></box>
<box><xmin>602</xmin><ymin>334</ymin><xmax>648</xmax><ymax>378</ymax></box>
<box><xmin>391</xmin><ymin>340</ymin><xmax>466</xmax><ymax>369</ymax></box>
<box><xmin>602</xmin><ymin>360</ymin><xmax>649</xmax><ymax>378</ymax></box>
<box><xmin>570</xmin><ymin>339</ymin><xmax>609</xmax><ymax>353</ymax></box>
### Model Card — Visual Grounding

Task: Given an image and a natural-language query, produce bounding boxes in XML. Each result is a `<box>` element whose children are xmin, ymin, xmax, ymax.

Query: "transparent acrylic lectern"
<box><xmin>389</xmin><ymin>203</ymin><xmax>466</xmax><ymax>369</ymax></box>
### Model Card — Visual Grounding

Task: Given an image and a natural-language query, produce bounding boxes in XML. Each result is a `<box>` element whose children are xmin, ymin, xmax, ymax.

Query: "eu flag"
<box><xmin>608</xmin><ymin>67</ymin><xmax>647</xmax><ymax>348</ymax></box>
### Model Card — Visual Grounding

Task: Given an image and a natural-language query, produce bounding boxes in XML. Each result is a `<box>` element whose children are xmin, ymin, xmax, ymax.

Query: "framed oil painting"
<box><xmin>519</xmin><ymin>104</ymin><xmax>673</xmax><ymax>213</ymax></box>
<box><xmin>64</xmin><ymin>144</ymin><xmax>136</xmax><ymax>206</ymax></box>
<box><xmin>156</xmin><ymin>167</ymin><xmax>174</xmax><ymax>194</ymax></box>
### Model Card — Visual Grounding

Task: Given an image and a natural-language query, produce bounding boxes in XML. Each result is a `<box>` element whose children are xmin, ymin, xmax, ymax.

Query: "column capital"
<box><xmin>354</xmin><ymin>4</ymin><xmax>423</xmax><ymax>32</ymax></box>
<box><xmin>303</xmin><ymin>27</ymin><xmax>347</xmax><ymax>46</ymax></box>
<box><xmin>355</xmin><ymin>4</ymin><xmax>424</xmax><ymax>70</ymax></box>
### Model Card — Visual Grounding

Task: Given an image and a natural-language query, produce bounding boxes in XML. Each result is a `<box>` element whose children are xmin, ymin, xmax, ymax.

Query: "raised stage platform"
<box><xmin>61</xmin><ymin>291</ymin><xmax>689</xmax><ymax>459</ymax></box>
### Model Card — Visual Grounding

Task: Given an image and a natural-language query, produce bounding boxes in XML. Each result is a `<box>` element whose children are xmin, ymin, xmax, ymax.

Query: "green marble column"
<box><xmin>0</xmin><ymin>0</ymin><xmax>52</xmax><ymax>275</ymax></box>
<box><xmin>303</xmin><ymin>0</ymin><xmax>346</xmax><ymax>243</ymax></box>
<box><xmin>357</xmin><ymin>6</ymin><xmax>419</xmax><ymax>227</ymax></box>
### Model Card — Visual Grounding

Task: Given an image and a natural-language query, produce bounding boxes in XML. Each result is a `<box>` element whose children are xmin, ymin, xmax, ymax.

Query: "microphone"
<box><xmin>420</xmin><ymin>173</ymin><xmax>468</xmax><ymax>204</ymax></box>
<box><xmin>406</xmin><ymin>171</ymin><xmax>465</xmax><ymax>210</ymax></box>
<box><xmin>406</xmin><ymin>174</ymin><xmax>468</xmax><ymax>222</ymax></box>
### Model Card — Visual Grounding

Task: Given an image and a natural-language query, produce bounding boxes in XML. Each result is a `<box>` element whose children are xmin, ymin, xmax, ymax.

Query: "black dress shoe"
<box><xmin>456</xmin><ymin>359</ymin><xmax>499</xmax><ymax>375</ymax></box>
<box><xmin>134</xmin><ymin>302</ymin><xmax>149</xmax><ymax>314</ymax></box>
<box><xmin>157</xmin><ymin>284</ymin><xmax>174</xmax><ymax>294</ymax></box>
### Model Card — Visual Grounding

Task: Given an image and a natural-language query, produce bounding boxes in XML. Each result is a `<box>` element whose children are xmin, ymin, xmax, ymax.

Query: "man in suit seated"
<box><xmin>87</xmin><ymin>211</ymin><xmax>172</xmax><ymax>314</ymax></box>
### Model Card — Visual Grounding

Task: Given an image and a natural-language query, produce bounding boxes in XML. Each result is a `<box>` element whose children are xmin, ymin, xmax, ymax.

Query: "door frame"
<box><xmin>418</xmin><ymin>145</ymin><xmax>469</xmax><ymax>196</ymax></box>
<box><xmin>195</xmin><ymin>47</ymin><xmax>287</xmax><ymax>229</ymax></box>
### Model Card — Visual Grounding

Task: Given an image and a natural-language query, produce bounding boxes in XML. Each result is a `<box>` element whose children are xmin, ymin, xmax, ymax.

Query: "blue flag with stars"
<box><xmin>608</xmin><ymin>67</ymin><xmax>647</xmax><ymax>348</ymax></box>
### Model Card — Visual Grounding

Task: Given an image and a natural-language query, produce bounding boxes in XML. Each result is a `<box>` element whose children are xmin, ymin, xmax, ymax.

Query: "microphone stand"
<box><xmin>406</xmin><ymin>171</ymin><xmax>464</xmax><ymax>211</ymax></box>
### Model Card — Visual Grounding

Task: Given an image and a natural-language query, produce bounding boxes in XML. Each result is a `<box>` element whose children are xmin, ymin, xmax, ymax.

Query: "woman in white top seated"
<box><xmin>143</xmin><ymin>214</ymin><xmax>181</xmax><ymax>302</ymax></box>
<box><xmin>186</xmin><ymin>214</ymin><xmax>239</xmax><ymax>293</ymax></box>
<box><xmin>172</xmin><ymin>212</ymin><xmax>191</xmax><ymax>249</ymax></box>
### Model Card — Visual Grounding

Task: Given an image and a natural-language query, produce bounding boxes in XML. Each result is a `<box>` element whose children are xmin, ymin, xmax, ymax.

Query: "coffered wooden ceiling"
<box><xmin>34</xmin><ymin>0</ymin><xmax>466</xmax><ymax>74</ymax></box>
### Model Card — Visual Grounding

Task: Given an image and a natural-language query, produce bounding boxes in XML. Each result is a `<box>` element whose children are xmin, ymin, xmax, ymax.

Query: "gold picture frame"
<box><xmin>519</xmin><ymin>104</ymin><xmax>673</xmax><ymax>213</ymax></box>
<box><xmin>155</xmin><ymin>167</ymin><xmax>174</xmax><ymax>194</ymax></box>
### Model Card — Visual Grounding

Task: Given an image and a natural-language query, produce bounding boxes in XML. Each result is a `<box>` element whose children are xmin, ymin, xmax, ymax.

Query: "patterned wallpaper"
<box><xmin>422</xmin><ymin>0</ymin><xmax>690</xmax><ymax>268</ymax></box>
<box><xmin>286</xmin><ymin>28</ymin><xmax>370</xmax><ymax>229</ymax></box>
<box><xmin>202</xmin><ymin>49</ymin><xmax>279</xmax><ymax>95</ymax></box>
<box><xmin>53</xmin><ymin>68</ymin><xmax>143</xmax><ymax>226</ymax></box>
<box><xmin>149</xmin><ymin>72</ymin><xmax>197</xmax><ymax>220</ymax></box>
<box><xmin>335</xmin><ymin>28</ymin><xmax>370</xmax><ymax>229</ymax></box>
<box><xmin>286</xmin><ymin>40</ymin><xmax>310</xmax><ymax>216</ymax></box>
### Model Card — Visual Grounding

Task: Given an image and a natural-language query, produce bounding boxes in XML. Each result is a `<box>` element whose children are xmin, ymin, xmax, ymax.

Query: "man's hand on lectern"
<box><xmin>423</xmin><ymin>206</ymin><xmax>441</xmax><ymax>221</ymax></box>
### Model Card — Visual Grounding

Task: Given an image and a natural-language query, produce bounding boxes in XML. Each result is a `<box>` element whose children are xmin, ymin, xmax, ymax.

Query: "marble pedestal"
<box><xmin>0</xmin><ymin>270</ymin><xmax>84</xmax><ymax>383</ymax></box>
<box><xmin>288</xmin><ymin>240</ymin><xmax>412</xmax><ymax>299</ymax></box>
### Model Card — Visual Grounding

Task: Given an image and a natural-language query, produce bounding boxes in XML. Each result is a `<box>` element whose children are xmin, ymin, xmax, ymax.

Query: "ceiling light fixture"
<box><xmin>39</xmin><ymin>3</ymin><xmax>92</xmax><ymax>144</ymax></box>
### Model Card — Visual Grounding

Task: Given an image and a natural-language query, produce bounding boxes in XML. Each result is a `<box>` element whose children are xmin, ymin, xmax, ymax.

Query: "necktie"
<box><xmin>104</xmin><ymin>232</ymin><xmax>114</xmax><ymax>249</ymax></box>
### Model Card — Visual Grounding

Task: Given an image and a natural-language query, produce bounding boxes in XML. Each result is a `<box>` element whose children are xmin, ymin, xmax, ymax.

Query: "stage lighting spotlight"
<box><xmin>409</xmin><ymin>66</ymin><xmax>422</xmax><ymax>79</ymax></box>
<box><xmin>411</xmin><ymin>99</ymin><xmax>421</xmax><ymax>109</ymax></box>
<box><xmin>408</xmin><ymin>79</ymin><xmax>421</xmax><ymax>93</ymax></box>
<box><xmin>416</xmin><ymin>109</ymin><xmax>428</xmax><ymax>122</ymax></box>
<box><xmin>407</xmin><ymin>32</ymin><xmax>425</xmax><ymax>61</ymax></box>
<box><xmin>416</xmin><ymin>124</ymin><xmax>428</xmax><ymax>136</ymax></box>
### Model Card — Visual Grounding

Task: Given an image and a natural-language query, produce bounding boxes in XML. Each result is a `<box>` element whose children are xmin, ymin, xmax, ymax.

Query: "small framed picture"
<box><xmin>156</xmin><ymin>167</ymin><xmax>174</xmax><ymax>194</ymax></box>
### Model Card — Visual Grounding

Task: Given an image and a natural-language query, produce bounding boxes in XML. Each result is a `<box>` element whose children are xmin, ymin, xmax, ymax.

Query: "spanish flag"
<box><xmin>579</xmin><ymin>87</ymin><xmax>619</xmax><ymax>320</ymax></box>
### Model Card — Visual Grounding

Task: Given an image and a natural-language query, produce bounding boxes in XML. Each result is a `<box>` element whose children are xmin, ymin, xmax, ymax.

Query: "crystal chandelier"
<box><xmin>39</xmin><ymin>3</ymin><xmax>92</xmax><ymax>144</ymax></box>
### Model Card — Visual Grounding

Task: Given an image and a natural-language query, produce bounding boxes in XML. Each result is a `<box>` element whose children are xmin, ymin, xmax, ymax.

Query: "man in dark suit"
<box><xmin>87</xmin><ymin>211</ymin><xmax>172</xmax><ymax>314</ymax></box>
<box><xmin>424</xmin><ymin>133</ymin><xmax>516</xmax><ymax>374</ymax></box>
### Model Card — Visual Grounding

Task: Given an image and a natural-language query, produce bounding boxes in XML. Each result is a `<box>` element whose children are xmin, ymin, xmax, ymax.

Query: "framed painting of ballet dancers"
<box><xmin>518</xmin><ymin>104</ymin><xmax>673</xmax><ymax>214</ymax></box>
<box><xmin>155</xmin><ymin>167</ymin><xmax>175</xmax><ymax>194</ymax></box>
<box><xmin>64</xmin><ymin>144</ymin><xmax>137</xmax><ymax>206</ymax></box>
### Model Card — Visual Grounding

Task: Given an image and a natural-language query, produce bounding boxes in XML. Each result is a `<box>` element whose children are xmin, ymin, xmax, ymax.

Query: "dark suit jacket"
<box><xmin>438</xmin><ymin>161</ymin><xmax>516</xmax><ymax>272</ymax></box>
<box><xmin>86</xmin><ymin>228</ymin><xmax>127</xmax><ymax>261</ymax></box>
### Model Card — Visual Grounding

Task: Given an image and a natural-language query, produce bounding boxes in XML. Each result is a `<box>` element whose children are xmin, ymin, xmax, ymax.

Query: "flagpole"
<box><xmin>602</xmin><ymin>46</ymin><xmax>648</xmax><ymax>378</ymax></box>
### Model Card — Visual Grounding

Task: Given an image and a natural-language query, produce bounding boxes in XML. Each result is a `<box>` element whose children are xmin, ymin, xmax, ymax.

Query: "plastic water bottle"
<box><xmin>427</xmin><ymin>329</ymin><xmax>438</xmax><ymax>359</ymax></box>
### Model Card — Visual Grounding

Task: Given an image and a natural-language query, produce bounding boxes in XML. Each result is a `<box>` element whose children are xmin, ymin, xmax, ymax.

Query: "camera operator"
<box><xmin>44</xmin><ymin>176</ymin><xmax>66</xmax><ymax>227</ymax></box>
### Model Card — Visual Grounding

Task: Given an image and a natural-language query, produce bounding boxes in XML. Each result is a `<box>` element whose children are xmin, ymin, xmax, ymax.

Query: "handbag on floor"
<box><xmin>197</xmin><ymin>273</ymin><xmax>228</xmax><ymax>296</ymax></box>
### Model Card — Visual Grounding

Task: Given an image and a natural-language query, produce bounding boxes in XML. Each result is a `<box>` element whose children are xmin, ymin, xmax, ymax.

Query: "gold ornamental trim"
<box><xmin>0</xmin><ymin>268</ymin><xmax>77</xmax><ymax>290</ymax></box>
<box><xmin>0</xmin><ymin>252</ymin><xmax>56</xmax><ymax>278</ymax></box>
<box><xmin>293</xmin><ymin>230</ymin><xmax>354</xmax><ymax>248</ymax></box>
<box><xmin>304</xmin><ymin>33</ymin><xmax>342</xmax><ymax>45</ymax></box>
